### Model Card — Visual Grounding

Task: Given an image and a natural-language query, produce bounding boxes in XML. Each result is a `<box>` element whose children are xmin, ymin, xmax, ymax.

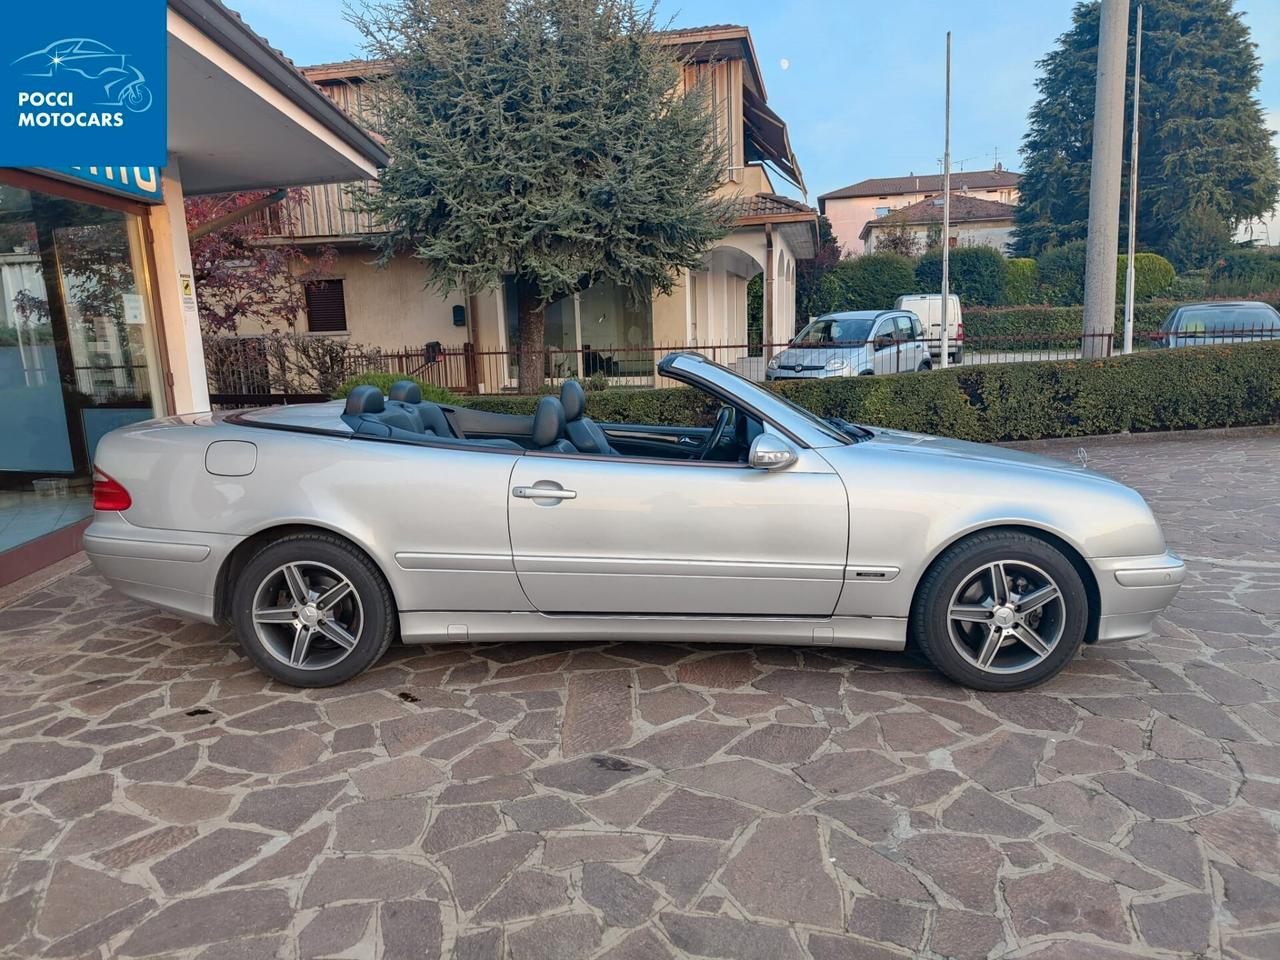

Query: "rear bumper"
<box><xmin>1089</xmin><ymin>551</ymin><xmax>1185</xmax><ymax>642</ymax></box>
<box><xmin>84</xmin><ymin>514</ymin><xmax>241</xmax><ymax>623</ymax></box>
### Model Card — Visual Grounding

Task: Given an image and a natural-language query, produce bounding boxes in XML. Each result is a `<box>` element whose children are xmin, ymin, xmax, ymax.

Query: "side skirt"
<box><xmin>398</xmin><ymin>611</ymin><xmax>907</xmax><ymax>650</ymax></box>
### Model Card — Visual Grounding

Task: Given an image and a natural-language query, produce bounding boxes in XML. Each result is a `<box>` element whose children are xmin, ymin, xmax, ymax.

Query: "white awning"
<box><xmin>166</xmin><ymin>0</ymin><xmax>388</xmax><ymax>195</ymax></box>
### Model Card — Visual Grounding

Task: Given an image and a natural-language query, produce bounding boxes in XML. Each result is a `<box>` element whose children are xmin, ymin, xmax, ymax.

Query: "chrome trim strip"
<box><xmin>847</xmin><ymin>564</ymin><xmax>901</xmax><ymax>582</ymax></box>
<box><xmin>395</xmin><ymin>552</ymin><xmax>514</xmax><ymax>573</ymax></box>
<box><xmin>513</xmin><ymin>555</ymin><xmax>846</xmax><ymax>580</ymax></box>
<box><xmin>82</xmin><ymin>534</ymin><xmax>211</xmax><ymax>563</ymax></box>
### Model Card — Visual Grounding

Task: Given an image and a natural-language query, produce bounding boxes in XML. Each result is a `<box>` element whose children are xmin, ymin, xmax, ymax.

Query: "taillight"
<box><xmin>955</xmin><ymin>322</ymin><xmax>965</xmax><ymax>342</ymax></box>
<box><xmin>92</xmin><ymin>469</ymin><xmax>132</xmax><ymax>511</ymax></box>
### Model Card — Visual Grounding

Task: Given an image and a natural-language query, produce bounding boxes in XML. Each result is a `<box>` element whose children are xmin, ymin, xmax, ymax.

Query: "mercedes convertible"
<box><xmin>84</xmin><ymin>353</ymin><xmax>1184</xmax><ymax>691</ymax></box>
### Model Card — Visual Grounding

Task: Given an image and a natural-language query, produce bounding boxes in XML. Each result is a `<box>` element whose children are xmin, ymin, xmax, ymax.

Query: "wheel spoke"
<box><xmin>253</xmin><ymin>606</ymin><xmax>296</xmax><ymax>624</ymax></box>
<box><xmin>1011</xmin><ymin>623</ymin><xmax>1052</xmax><ymax>658</ymax></box>
<box><xmin>988</xmin><ymin>562</ymin><xmax>1009</xmax><ymax>605</ymax></box>
<box><xmin>288</xmin><ymin>624</ymin><xmax>314</xmax><ymax>666</ymax></box>
<box><xmin>282</xmin><ymin>564</ymin><xmax>309</xmax><ymax>605</ymax></box>
<box><xmin>976</xmin><ymin>626</ymin><xmax>1004</xmax><ymax>668</ymax></box>
<box><xmin>315</xmin><ymin>619</ymin><xmax>357</xmax><ymax>650</ymax></box>
<box><xmin>315</xmin><ymin>579</ymin><xmax>353</xmax><ymax>612</ymax></box>
<box><xmin>1016</xmin><ymin>583</ymin><xmax>1060</xmax><ymax>614</ymax></box>
<box><xmin>950</xmin><ymin>603</ymin><xmax>992</xmax><ymax>623</ymax></box>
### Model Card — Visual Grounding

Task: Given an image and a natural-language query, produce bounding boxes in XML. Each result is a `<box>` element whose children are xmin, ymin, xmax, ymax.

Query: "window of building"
<box><xmin>875</xmin><ymin>206</ymin><xmax>890</xmax><ymax>218</ymax></box>
<box><xmin>304</xmin><ymin>279</ymin><xmax>347</xmax><ymax>332</ymax></box>
<box><xmin>0</xmin><ymin>176</ymin><xmax>164</xmax><ymax>555</ymax></box>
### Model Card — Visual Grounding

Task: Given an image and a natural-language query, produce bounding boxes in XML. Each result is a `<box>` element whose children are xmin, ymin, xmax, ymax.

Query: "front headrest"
<box><xmin>560</xmin><ymin>379</ymin><xmax>586</xmax><ymax>421</ymax></box>
<box><xmin>344</xmin><ymin>385</ymin><xmax>384</xmax><ymax>416</ymax></box>
<box><xmin>388</xmin><ymin>380</ymin><xmax>422</xmax><ymax>404</ymax></box>
<box><xmin>531</xmin><ymin>395</ymin><xmax>566</xmax><ymax>447</ymax></box>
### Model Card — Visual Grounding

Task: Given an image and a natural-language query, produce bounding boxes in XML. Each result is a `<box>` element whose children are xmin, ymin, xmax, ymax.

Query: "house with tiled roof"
<box><xmin>819</xmin><ymin>166</ymin><xmax>1020</xmax><ymax>255</ymax></box>
<box><xmin>245</xmin><ymin>24</ymin><xmax>817</xmax><ymax>388</ymax></box>
<box><xmin>860</xmin><ymin>194</ymin><xmax>1018</xmax><ymax>255</ymax></box>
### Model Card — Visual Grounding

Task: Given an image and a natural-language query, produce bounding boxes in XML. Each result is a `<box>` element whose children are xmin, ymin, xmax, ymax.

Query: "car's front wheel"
<box><xmin>231</xmin><ymin>533</ymin><xmax>396</xmax><ymax>687</ymax></box>
<box><xmin>909</xmin><ymin>531</ymin><xmax>1088</xmax><ymax>691</ymax></box>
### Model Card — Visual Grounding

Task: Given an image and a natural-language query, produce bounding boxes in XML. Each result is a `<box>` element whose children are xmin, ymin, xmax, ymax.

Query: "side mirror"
<box><xmin>749</xmin><ymin>434</ymin><xmax>798</xmax><ymax>470</ymax></box>
<box><xmin>873</xmin><ymin>334</ymin><xmax>894</xmax><ymax>351</ymax></box>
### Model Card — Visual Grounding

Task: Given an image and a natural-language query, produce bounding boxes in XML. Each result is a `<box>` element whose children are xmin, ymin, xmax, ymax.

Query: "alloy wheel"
<box><xmin>251</xmin><ymin>561</ymin><xmax>364</xmax><ymax>671</ymax></box>
<box><xmin>945</xmin><ymin>559</ymin><xmax>1065</xmax><ymax>675</ymax></box>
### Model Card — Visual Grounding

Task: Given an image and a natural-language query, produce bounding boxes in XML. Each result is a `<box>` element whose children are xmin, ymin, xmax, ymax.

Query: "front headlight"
<box><xmin>824</xmin><ymin>358</ymin><xmax>847</xmax><ymax>371</ymax></box>
<box><xmin>767</xmin><ymin>357</ymin><xmax>779</xmax><ymax>369</ymax></box>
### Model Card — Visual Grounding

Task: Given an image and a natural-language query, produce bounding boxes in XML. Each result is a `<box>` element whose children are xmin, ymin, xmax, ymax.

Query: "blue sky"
<box><xmin>235</xmin><ymin>0</ymin><xmax>1279</xmax><ymax>203</ymax></box>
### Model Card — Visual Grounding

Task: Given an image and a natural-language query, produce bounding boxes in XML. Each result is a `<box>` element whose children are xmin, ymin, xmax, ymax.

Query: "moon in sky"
<box><xmin>779</xmin><ymin>58</ymin><xmax>790</xmax><ymax>71</ymax></box>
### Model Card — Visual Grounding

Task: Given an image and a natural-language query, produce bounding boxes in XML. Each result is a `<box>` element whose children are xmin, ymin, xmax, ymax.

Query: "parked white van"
<box><xmin>895</xmin><ymin>294</ymin><xmax>964</xmax><ymax>365</ymax></box>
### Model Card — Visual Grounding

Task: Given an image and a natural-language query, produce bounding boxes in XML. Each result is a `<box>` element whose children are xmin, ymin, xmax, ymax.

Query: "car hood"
<box><xmin>773</xmin><ymin>344</ymin><xmax>869</xmax><ymax>365</ymax></box>
<box><xmin>861</xmin><ymin>426</ymin><xmax>1119</xmax><ymax>484</ymax></box>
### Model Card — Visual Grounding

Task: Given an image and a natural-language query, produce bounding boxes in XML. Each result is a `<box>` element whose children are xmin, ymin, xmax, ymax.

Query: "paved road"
<box><xmin>0</xmin><ymin>429</ymin><xmax>1277</xmax><ymax>959</ymax></box>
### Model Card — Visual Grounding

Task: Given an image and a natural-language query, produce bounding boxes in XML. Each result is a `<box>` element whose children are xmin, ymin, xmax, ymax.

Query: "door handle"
<box><xmin>512</xmin><ymin>485</ymin><xmax>577</xmax><ymax>500</ymax></box>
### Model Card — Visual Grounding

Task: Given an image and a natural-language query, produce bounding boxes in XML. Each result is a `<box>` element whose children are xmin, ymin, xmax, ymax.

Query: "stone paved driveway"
<box><xmin>1</xmin><ymin>429</ymin><xmax>1278</xmax><ymax>960</ymax></box>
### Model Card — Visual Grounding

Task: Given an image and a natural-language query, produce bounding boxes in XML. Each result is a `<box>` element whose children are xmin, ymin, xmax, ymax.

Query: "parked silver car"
<box><xmin>85</xmin><ymin>353</ymin><xmax>1183</xmax><ymax>691</ymax></box>
<box><xmin>1158</xmin><ymin>300</ymin><xmax>1280</xmax><ymax>347</ymax></box>
<box><xmin>765</xmin><ymin>310</ymin><xmax>931</xmax><ymax>381</ymax></box>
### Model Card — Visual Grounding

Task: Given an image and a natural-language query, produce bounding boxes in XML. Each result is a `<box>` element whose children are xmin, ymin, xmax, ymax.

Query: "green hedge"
<box><xmin>1210</xmin><ymin>249</ymin><xmax>1280</xmax><ymax>296</ymax></box>
<box><xmin>809</xmin><ymin>252</ymin><xmax>916</xmax><ymax>314</ymax></box>
<box><xmin>1005</xmin><ymin>258</ymin><xmax>1039</xmax><ymax>305</ymax></box>
<box><xmin>333</xmin><ymin>372</ymin><xmax>460</xmax><ymax>404</ymax></box>
<box><xmin>963</xmin><ymin>297</ymin><xmax>1280</xmax><ymax>347</ymax></box>
<box><xmin>915</xmin><ymin>247</ymin><xmax>1008</xmax><ymax>306</ymax></box>
<box><xmin>1117</xmin><ymin>252</ymin><xmax>1176</xmax><ymax>302</ymax></box>
<box><xmin>462</xmin><ymin>343</ymin><xmax>1280</xmax><ymax>442</ymax></box>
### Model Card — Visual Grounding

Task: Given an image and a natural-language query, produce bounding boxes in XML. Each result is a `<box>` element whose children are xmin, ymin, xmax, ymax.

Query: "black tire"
<box><xmin>231</xmin><ymin>533</ymin><xmax>396</xmax><ymax>687</ymax></box>
<box><xmin>858</xmin><ymin>369</ymin><xmax>874</xmax><ymax>376</ymax></box>
<box><xmin>917</xmin><ymin>360</ymin><xmax>932</xmax><ymax>372</ymax></box>
<box><xmin>950</xmin><ymin>345</ymin><xmax>964</xmax><ymax>365</ymax></box>
<box><xmin>909</xmin><ymin>530</ymin><xmax>1088</xmax><ymax>691</ymax></box>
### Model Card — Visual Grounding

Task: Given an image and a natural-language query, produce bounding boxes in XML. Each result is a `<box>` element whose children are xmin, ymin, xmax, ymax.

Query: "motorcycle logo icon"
<box><xmin>12</xmin><ymin>38</ymin><xmax>152</xmax><ymax>112</ymax></box>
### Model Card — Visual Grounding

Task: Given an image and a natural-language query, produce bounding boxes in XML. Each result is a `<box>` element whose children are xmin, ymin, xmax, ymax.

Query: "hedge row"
<box><xmin>461</xmin><ymin>343</ymin><xmax>1280</xmax><ymax>443</ymax></box>
<box><xmin>962</xmin><ymin>301</ymin><xmax>1178</xmax><ymax>343</ymax></box>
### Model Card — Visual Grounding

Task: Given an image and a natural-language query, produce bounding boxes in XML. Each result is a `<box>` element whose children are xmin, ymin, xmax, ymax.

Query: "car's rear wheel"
<box><xmin>917</xmin><ymin>359</ymin><xmax>932</xmax><ymax>372</ymax></box>
<box><xmin>909</xmin><ymin>531</ymin><xmax>1088</xmax><ymax>691</ymax></box>
<box><xmin>231</xmin><ymin>533</ymin><xmax>395</xmax><ymax>687</ymax></box>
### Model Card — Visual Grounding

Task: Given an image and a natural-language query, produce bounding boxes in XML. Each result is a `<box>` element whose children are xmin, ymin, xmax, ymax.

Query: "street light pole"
<box><xmin>939</xmin><ymin>30</ymin><xmax>952</xmax><ymax>369</ymax></box>
<box><xmin>1082</xmin><ymin>0</ymin><xmax>1130</xmax><ymax>359</ymax></box>
<box><xmin>1122</xmin><ymin>4</ymin><xmax>1143</xmax><ymax>355</ymax></box>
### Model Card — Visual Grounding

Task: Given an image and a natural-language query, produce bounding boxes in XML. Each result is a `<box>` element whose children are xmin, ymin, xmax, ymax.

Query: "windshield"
<box><xmin>661</xmin><ymin>355</ymin><xmax>852</xmax><ymax>446</ymax></box>
<box><xmin>792</xmin><ymin>317</ymin><xmax>875</xmax><ymax>345</ymax></box>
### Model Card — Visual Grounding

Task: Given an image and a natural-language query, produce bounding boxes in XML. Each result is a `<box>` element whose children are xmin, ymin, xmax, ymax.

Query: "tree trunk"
<box><xmin>516</xmin><ymin>277</ymin><xmax>545</xmax><ymax>394</ymax></box>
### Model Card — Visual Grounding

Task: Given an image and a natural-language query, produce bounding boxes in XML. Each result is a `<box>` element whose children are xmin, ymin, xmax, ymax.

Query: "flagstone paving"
<box><xmin>0</xmin><ymin>427</ymin><xmax>1278</xmax><ymax>959</ymax></box>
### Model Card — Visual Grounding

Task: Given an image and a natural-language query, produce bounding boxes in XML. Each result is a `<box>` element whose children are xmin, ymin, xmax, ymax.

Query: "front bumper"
<box><xmin>84</xmin><ymin>513</ymin><xmax>242</xmax><ymax>623</ymax></box>
<box><xmin>765</xmin><ymin>367</ymin><xmax>851</xmax><ymax>381</ymax></box>
<box><xmin>1088</xmin><ymin>550</ymin><xmax>1186</xmax><ymax>642</ymax></box>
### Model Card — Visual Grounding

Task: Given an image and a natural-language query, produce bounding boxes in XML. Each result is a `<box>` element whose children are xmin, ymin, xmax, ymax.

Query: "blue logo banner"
<box><xmin>1</xmin><ymin>1</ymin><xmax>166</xmax><ymax>167</ymax></box>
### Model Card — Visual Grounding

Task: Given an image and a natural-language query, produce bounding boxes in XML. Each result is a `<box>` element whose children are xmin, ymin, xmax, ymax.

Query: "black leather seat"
<box><xmin>531</xmin><ymin>396</ymin><xmax>578</xmax><ymax>453</ymax></box>
<box><xmin>560</xmin><ymin>380</ymin><xmax>618</xmax><ymax>455</ymax></box>
<box><xmin>344</xmin><ymin>384</ymin><xmax>521</xmax><ymax>449</ymax></box>
<box><xmin>388</xmin><ymin>381</ymin><xmax>456</xmax><ymax>437</ymax></box>
<box><xmin>342</xmin><ymin>385</ymin><xmax>424</xmax><ymax>440</ymax></box>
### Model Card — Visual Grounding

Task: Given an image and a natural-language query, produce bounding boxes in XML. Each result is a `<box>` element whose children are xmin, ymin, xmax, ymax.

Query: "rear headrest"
<box><xmin>388</xmin><ymin>380</ymin><xmax>422</xmax><ymax>404</ymax></box>
<box><xmin>344</xmin><ymin>385</ymin><xmax>384</xmax><ymax>416</ymax></box>
<box><xmin>531</xmin><ymin>395</ymin><xmax>566</xmax><ymax>447</ymax></box>
<box><xmin>560</xmin><ymin>379</ymin><xmax>586</xmax><ymax>421</ymax></box>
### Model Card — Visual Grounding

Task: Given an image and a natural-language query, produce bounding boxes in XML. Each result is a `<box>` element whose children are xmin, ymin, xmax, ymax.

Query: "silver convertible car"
<box><xmin>85</xmin><ymin>353</ymin><xmax>1184</xmax><ymax>691</ymax></box>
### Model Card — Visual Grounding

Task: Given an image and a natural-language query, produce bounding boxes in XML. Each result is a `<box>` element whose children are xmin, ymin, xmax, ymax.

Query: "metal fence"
<box><xmin>205</xmin><ymin>327</ymin><xmax>1279</xmax><ymax>407</ymax></box>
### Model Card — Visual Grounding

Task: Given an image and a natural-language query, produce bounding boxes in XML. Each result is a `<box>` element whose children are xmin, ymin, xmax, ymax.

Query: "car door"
<box><xmin>895</xmin><ymin>315</ymin><xmax>923</xmax><ymax>370</ymax></box>
<box><xmin>507</xmin><ymin>443</ymin><xmax>849</xmax><ymax>616</ymax></box>
<box><xmin>871</xmin><ymin>316</ymin><xmax>901</xmax><ymax>374</ymax></box>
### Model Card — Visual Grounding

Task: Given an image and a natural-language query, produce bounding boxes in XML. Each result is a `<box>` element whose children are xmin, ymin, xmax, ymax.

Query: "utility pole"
<box><xmin>1122</xmin><ymin>4</ymin><xmax>1143</xmax><ymax>354</ymax></box>
<box><xmin>939</xmin><ymin>30</ymin><xmax>952</xmax><ymax>369</ymax></box>
<box><xmin>1082</xmin><ymin>0</ymin><xmax>1130</xmax><ymax>359</ymax></box>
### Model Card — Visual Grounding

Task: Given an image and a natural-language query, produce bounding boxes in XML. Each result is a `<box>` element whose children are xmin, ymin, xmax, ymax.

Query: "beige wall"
<box><xmin>826</xmin><ymin>185</ymin><xmax>1019</xmax><ymax>255</ymax></box>
<box><xmin>230</xmin><ymin>249</ymin><xmax>469</xmax><ymax>351</ymax></box>
<box><xmin>864</xmin><ymin>219</ymin><xmax>1014</xmax><ymax>256</ymax></box>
